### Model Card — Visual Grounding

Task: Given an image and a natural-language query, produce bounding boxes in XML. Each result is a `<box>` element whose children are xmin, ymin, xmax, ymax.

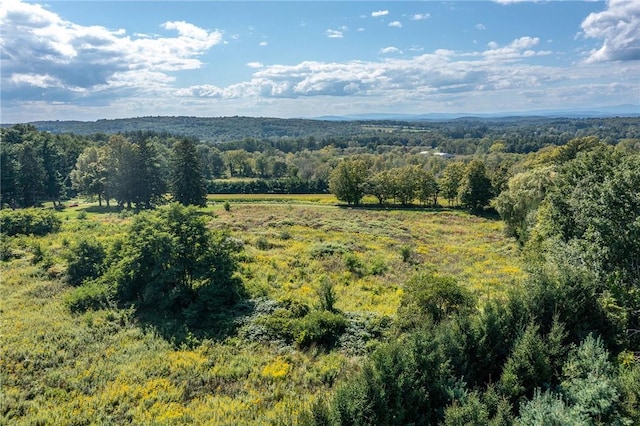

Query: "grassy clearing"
<box><xmin>207</xmin><ymin>193</ymin><xmax>338</xmax><ymax>205</ymax></box>
<box><xmin>1</xmin><ymin>201</ymin><xmax>524</xmax><ymax>424</ymax></box>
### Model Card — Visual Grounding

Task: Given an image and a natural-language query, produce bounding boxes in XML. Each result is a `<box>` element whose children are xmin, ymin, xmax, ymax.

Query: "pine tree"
<box><xmin>170</xmin><ymin>138</ymin><xmax>207</xmax><ymax>207</ymax></box>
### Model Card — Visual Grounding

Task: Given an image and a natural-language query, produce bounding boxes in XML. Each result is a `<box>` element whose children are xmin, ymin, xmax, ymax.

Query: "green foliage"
<box><xmin>65</xmin><ymin>280</ymin><xmax>115</xmax><ymax>313</ymax></box>
<box><xmin>498</xmin><ymin>323</ymin><xmax>552</xmax><ymax>406</ymax></box>
<box><xmin>517</xmin><ymin>390</ymin><xmax>585</xmax><ymax>425</ymax></box>
<box><xmin>255</xmin><ymin>235</ymin><xmax>271</xmax><ymax>250</ymax></box>
<box><xmin>0</xmin><ymin>208</ymin><xmax>61</xmax><ymax>236</ymax></box>
<box><xmin>398</xmin><ymin>272</ymin><xmax>475</xmax><ymax>327</ymax></box>
<box><xmin>399</xmin><ymin>244</ymin><xmax>413</xmax><ymax>263</ymax></box>
<box><xmin>495</xmin><ymin>166</ymin><xmax>555</xmax><ymax>245</ymax></box>
<box><xmin>459</xmin><ymin>159</ymin><xmax>493</xmax><ymax>212</ymax></box>
<box><xmin>444</xmin><ymin>391</ymin><xmax>490</xmax><ymax>426</ymax></box>
<box><xmin>256</xmin><ymin>303</ymin><xmax>347</xmax><ymax>349</ymax></box>
<box><xmin>70</xmin><ymin>146</ymin><xmax>108</xmax><ymax>206</ymax></box>
<box><xmin>65</xmin><ymin>239</ymin><xmax>106</xmax><ymax>285</ymax></box>
<box><xmin>329</xmin><ymin>158</ymin><xmax>369</xmax><ymax>205</ymax></box>
<box><xmin>112</xmin><ymin>203</ymin><xmax>242</xmax><ymax>318</ymax></box>
<box><xmin>440</xmin><ymin>161</ymin><xmax>466</xmax><ymax>206</ymax></box>
<box><xmin>316</xmin><ymin>277</ymin><xmax>338</xmax><ymax>313</ymax></box>
<box><xmin>332</xmin><ymin>328</ymin><xmax>458</xmax><ymax>425</ymax></box>
<box><xmin>170</xmin><ymin>138</ymin><xmax>207</xmax><ymax>207</ymax></box>
<box><xmin>560</xmin><ymin>335</ymin><xmax>620</xmax><ymax>423</ymax></box>
<box><xmin>343</xmin><ymin>252</ymin><xmax>365</xmax><ymax>277</ymax></box>
<box><xmin>618</xmin><ymin>362</ymin><xmax>640</xmax><ymax>424</ymax></box>
<box><xmin>516</xmin><ymin>335</ymin><xmax>623</xmax><ymax>425</ymax></box>
<box><xmin>295</xmin><ymin>311</ymin><xmax>348</xmax><ymax>348</ymax></box>
<box><xmin>309</xmin><ymin>242</ymin><xmax>349</xmax><ymax>258</ymax></box>
<box><xmin>223</xmin><ymin>200</ymin><xmax>231</xmax><ymax>211</ymax></box>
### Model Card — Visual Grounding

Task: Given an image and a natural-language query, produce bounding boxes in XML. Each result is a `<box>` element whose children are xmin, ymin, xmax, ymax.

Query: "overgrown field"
<box><xmin>1</xmin><ymin>202</ymin><xmax>525</xmax><ymax>424</ymax></box>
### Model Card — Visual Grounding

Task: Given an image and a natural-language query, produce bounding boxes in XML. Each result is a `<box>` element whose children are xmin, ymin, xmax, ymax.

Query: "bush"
<box><xmin>398</xmin><ymin>272</ymin><xmax>476</xmax><ymax>328</ymax></box>
<box><xmin>369</xmin><ymin>257</ymin><xmax>388</xmax><ymax>276</ymax></box>
<box><xmin>294</xmin><ymin>310</ymin><xmax>347</xmax><ymax>348</ymax></box>
<box><xmin>343</xmin><ymin>252</ymin><xmax>364</xmax><ymax>277</ymax></box>
<box><xmin>65</xmin><ymin>280</ymin><xmax>114</xmax><ymax>313</ymax></box>
<box><xmin>0</xmin><ymin>208</ymin><xmax>61</xmax><ymax>236</ymax></box>
<box><xmin>257</xmin><ymin>305</ymin><xmax>347</xmax><ymax>349</ymax></box>
<box><xmin>66</xmin><ymin>239</ymin><xmax>106</xmax><ymax>286</ymax></box>
<box><xmin>255</xmin><ymin>236</ymin><xmax>271</xmax><ymax>250</ymax></box>
<box><xmin>316</xmin><ymin>277</ymin><xmax>338</xmax><ymax>313</ymax></box>
<box><xmin>400</xmin><ymin>244</ymin><xmax>413</xmax><ymax>263</ymax></box>
<box><xmin>309</xmin><ymin>242</ymin><xmax>349</xmax><ymax>258</ymax></box>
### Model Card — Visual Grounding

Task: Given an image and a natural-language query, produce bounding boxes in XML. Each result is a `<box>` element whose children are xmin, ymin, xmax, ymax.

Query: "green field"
<box><xmin>1</xmin><ymin>200</ymin><xmax>525</xmax><ymax>424</ymax></box>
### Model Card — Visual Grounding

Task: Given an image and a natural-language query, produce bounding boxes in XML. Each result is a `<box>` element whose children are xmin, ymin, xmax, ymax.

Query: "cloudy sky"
<box><xmin>1</xmin><ymin>0</ymin><xmax>639</xmax><ymax>122</ymax></box>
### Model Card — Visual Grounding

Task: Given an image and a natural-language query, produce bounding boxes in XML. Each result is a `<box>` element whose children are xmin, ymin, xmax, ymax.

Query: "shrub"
<box><xmin>278</xmin><ymin>229</ymin><xmax>292</xmax><ymax>240</ymax></box>
<box><xmin>256</xmin><ymin>302</ymin><xmax>347</xmax><ymax>349</ymax></box>
<box><xmin>368</xmin><ymin>257</ymin><xmax>387</xmax><ymax>276</ymax></box>
<box><xmin>66</xmin><ymin>239</ymin><xmax>106</xmax><ymax>286</ymax></box>
<box><xmin>65</xmin><ymin>280</ymin><xmax>114</xmax><ymax>313</ymax></box>
<box><xmin>316</xmin><ymin>277</ymin><xmax>338</xmax><ymax>312</ymax></box>
<box><xmin>400</xmin><ymin>244</ymin><xmax>413</xmax><ymax>263</ymax></box>
<box><xmin>255</xmin><ymin>236</ymin><xmax>271</xmax><ymax>250</ymax></box>
<box><xmin>294</xmin><ymin>310</ymin><xmax>347</xmax><ymax>348</ymax></box>
<box><xmin>397</xmin><ymin>272</ymin><xmax>476</xmax><ymax>328</ymax></box>
<box><xmin>309</xmin><ymin>242</ymin><xmax>348</xmax><ymax>258</ymax></box>
<box><xmin>0</xmin><ymin>208</ymin><xmax>61</xmax><ymax>236</ymax></box>
<box><xmin>223</xmin><ymin>200</ymin><xmax>231</xmax><ymax>211</ymax></box>
<box><xmin>343</xmin><ymin>252</ymin><xmax>364</xmax><ymax>277</ymax></box>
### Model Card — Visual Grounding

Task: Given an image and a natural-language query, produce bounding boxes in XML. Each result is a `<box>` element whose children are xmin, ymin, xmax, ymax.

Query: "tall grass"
<box><xmin>1</xmin><ymin>202</ymin><xmax>524</xmax><ymax>424</ymax></box>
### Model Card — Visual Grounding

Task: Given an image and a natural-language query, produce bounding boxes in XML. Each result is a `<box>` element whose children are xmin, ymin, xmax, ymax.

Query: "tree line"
<box><xmin>328</xmin><ymin>158</ymin><xmax>494</xmax><ymax>212</ymax></box>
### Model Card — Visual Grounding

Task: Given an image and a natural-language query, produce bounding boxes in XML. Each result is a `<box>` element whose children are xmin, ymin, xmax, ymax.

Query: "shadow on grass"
<box><xmin>137</xmin><ymin>301</ymin><xmax>255</xmax><ymax>347</ymax></box>
<box><xmin>82</xmin><ymin>205</ymin><xmax>123</xmax><ymax>214</ymax></box>
<box><xmin>335</xmin><ymin>203</ymin><xmax>501</xmax><ymax>220</ymax></box>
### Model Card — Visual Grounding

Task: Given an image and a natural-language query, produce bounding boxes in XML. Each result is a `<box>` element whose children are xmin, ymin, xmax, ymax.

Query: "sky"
<box><xmin>1</xmin><ymin>0</ymin><xmax>639</xmax><ymax>122</ymax></box>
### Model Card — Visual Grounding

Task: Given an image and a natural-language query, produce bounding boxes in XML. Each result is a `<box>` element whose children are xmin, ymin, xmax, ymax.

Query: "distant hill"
<box><xmin>21</xmin><ymin>116</ymin><xmax>364</xmax><ymax>143</ymax></box>
<box><xmin>5</xmin><ymin>114</ymin><xmax>639</xmax><ymax>149</ymax></box>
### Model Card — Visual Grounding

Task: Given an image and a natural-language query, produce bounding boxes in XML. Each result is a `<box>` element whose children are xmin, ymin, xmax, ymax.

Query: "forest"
<box><xmin>1</xmin><ymin>116</ymin><xmax>639</xmax><ymax>425</ymax></box>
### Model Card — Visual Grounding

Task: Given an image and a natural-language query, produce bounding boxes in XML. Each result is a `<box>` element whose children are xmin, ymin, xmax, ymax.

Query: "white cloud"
<box><xmin>476</xmin><ymin>23</ymin><xmax>486</xmax><ymax>31</ymax></box>
<box><xmin>371</xmin><ymin>10</ymin><xmax>389</xmax><ymax>18</ymax></box>
<box><xmin>483</xmin><ymin>37</ymin><xmax>552</xmax><ymax>60</ymax></box>
<box><xmin>171</xmin><ymin>36</ymin><xmax>569</xmax><ymax>105</ymax></box>
<box><xmin>0</xmin><ymin>0</ymin><xmax>223</xmax><ymax>104</ymax></box>
<box><xmin>581</xmin><ymin>0</ymin><xmax>640</xmax><ymax>62</ymax></box>
<box><xmin>379</xmin><ymin>47</ymin><xmax>402</xmax><ymax>54</ymax></box>
<box><xmin>259</xmin><ymin>41</ymin><xmax>268</xmax><ymax>46</ymax></box>
<box><xmin>326</xmin><ymin>29</ymin><xmax>344</xmax><ymax>38</ymax></box>
<box><xmin>389</xmin><ymin>21</ymin><xmax>403</xmax><ymax>28</ymax></box>
<box><xmin>1</xmin><ymin>1</ymin><xmax>635</xmax><ymax>121</ymax></box>
<box><xmin>411</xmin><ymin>13</ymin><xmax>430</xmax><ymax>21</ymax></box>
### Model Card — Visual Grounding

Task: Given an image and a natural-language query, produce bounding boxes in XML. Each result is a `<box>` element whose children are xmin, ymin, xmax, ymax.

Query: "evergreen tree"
<box><xmin>133</xmin><ymin>137</ymin><xmax>167</xmax><ymax>209</ymax></box>
<box><xmin>0</xmin><ymin>146</ymin><xmax>19</xmax><ymax>209</ymax></box>
<box><xmin>105</xmin><ymin>135</ymin><xmax>138</xmax><ymax>209</ymax></box>
<box><xmin>17</xmin><ymin>141</ymin><xmax>46</xmax><ymax>207</ymax></box>
<box><xmin>170</xmin><ymin>138</ymin><xmax>207</xmax><ymax>207</ymax></box>
<box><xmin>459</xmin><ymin>160</ymin><xmax>493</xmax><ymax>213</ymax></box>
<box><xmin>39</xmin><ymin>136</ymin><xmax>65</xmax><ymax>207</ymax></box>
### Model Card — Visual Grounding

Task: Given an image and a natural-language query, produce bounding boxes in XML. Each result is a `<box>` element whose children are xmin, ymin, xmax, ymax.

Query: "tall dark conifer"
<box><xmin>134</xmin><ymin>137</ymin><xmax>166</xmax><ymax>209</ymax></box>
<box><xmin>170</xmin><ymin>138</ymin><xmax>207</xmax><ymax>207</ymax></box>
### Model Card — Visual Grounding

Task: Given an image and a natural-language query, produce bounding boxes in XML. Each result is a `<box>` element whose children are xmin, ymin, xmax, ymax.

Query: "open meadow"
<box><xmin>1</xmin><ymin>199</ymin><xmax>525</xmax><ymax>425</ymax></box>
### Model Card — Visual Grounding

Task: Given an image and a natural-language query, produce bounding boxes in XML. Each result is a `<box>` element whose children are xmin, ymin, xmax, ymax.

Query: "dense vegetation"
<box><xmin>1</xmin><ymin>115</ymin><xmax>639</xmax><ymax>424</ymax></box>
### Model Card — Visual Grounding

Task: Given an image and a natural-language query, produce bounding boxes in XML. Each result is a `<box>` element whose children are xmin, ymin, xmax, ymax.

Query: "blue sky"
<box><xmin>1</xmin><ymin>1</ymin><xmax>639</xmax><ymax>122</ymax></box>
